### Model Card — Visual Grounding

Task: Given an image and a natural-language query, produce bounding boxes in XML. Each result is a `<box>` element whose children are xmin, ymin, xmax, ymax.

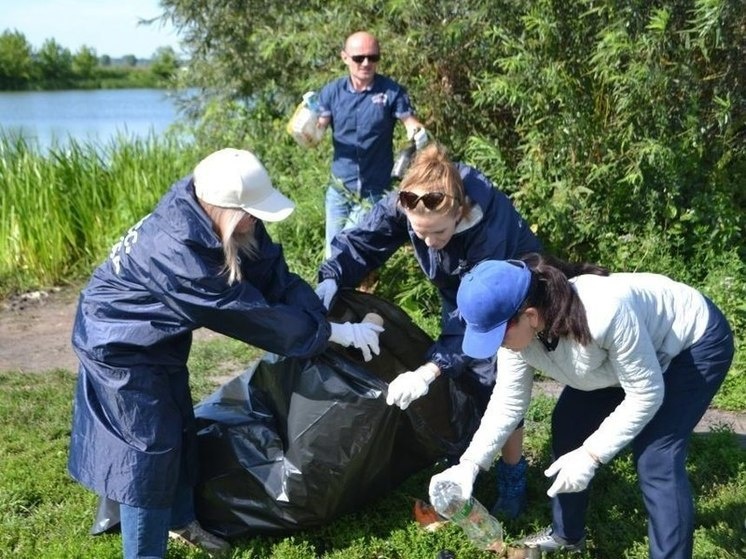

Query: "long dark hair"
<box><xmin>521</xmin><ymin>253</ymin><xmax>609</xmax><ymax>345</ymax></box>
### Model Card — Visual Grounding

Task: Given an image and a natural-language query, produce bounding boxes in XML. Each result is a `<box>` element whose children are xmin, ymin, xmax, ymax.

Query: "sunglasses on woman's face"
<box><xmin>348</xmin><ymin>53</ymin><xmax>380</xmax><ymax>64</ymax></box>
<box><xmin>398</xmin><ymin>191</ymin><xmax>451</xmax><ymax>210</ymax></box>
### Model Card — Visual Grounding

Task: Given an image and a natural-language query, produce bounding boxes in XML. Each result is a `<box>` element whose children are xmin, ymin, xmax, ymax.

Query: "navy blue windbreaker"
<box><xmin>318</xmin><ymin>163</ymin><xmax>542</xmax><ymax>384</ymax></box>
<box><xmin>68</xmin><ymin>177</ymin><xmax>330</xmax><ymax>508</ymax></box>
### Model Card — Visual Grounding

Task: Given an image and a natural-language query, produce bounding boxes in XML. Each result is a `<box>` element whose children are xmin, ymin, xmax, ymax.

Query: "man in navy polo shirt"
<box><xmin>316</xmin><ymin>30</ymin><xmax>427</xmax><ymax>258</ymax></box>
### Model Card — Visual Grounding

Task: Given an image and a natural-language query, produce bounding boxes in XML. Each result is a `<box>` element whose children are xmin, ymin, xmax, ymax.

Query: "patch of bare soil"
<box><xmin>1</xmin><ymin>285</ymin><xmax>744</xmax><ymax>447</ymax></box>
<box><xmin>0</xmin><ymin>285</ymin><xmax>224</xmax><ymax>373</ymax></box>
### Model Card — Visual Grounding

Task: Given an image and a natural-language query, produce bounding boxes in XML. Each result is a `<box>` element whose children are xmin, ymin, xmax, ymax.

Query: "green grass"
<box><xmin>0</xmin><ymin>347</ymin><xmax>744</xmax><ymax>559</ymax></box>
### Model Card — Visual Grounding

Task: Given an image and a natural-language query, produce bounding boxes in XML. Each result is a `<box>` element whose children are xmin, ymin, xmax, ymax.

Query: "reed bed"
<box><xmin>0</xmin><ymin>134</ymin><xmax>197</xmax><ymax>294</ymax></box>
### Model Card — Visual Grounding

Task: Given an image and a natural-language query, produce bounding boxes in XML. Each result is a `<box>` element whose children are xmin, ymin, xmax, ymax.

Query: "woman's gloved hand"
<box><xmin>329</xmin><ymin>321</ymin><xmax>384</xmax><ymax>361</ymax></box>
<box><xmin>315</xmin><ymin>278</ymin><xmax>338</xmax><ymax>310</ymax></box>
<box><xmin>385</xmin><ymin>363</ymin><xmax>440</xmax><ymax>409</ymax></box>
<box><xmin>545</xmin><ymin>446</ymin><xmax>600</xmax><ymax>497</ymax></box>
<box><xmin>428</xmin><ymin>459</ymin><xmax>480</xmax><ymax>503</ymax></box>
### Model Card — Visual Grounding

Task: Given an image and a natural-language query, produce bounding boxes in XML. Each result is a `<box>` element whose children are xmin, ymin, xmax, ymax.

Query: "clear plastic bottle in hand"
<box><xmin>430</xmin><ymin>481</ymin><xmax>504</xmax><ymax>551</ymax></box>
<box><xmin>287</xmin><ymin>91</ymin><xmax>324</xmax><ymax>148</ymax></box>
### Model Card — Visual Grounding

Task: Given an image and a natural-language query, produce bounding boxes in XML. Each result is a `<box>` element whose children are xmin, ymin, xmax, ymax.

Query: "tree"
<box><xmin>72</xmin><ymin>45</ymin><xmax>98</xmax><ymax>81</ymax></box>
<box><xmin>36</xmin><ymin>38</ymin><xmax>74</xmax><ymax>88</ymax></box>
<box><xmin>0</xmin><ymin>29</ymin><xmax>35</xmax><ymax>90</ymax></box>
<box><xmin>122</xmin><ymin>54</ymin><xmax>137</xmax><ymax>67</ymax></box>
<box><xmin>149</xmin><ymin>46</ymin><xmax>179</xmax><ymax>81</ymax></box>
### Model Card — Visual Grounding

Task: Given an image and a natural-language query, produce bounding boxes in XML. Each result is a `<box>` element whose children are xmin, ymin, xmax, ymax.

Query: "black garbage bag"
<box><xmin>194</xmin><ymin>290</ymin><xmax>483</xmax><ymax>538</ymax></box>
<box><xmin>90</xmin><ymin>290</ymin><xmax>483</xmax><ymax>538</ymax></box>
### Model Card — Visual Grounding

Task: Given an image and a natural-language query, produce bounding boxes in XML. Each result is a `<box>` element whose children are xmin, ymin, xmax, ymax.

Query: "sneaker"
<box><xmin>491</xmin><ymin>456</ymin><xmax>527</xmax><ymax>519</ymax></box>
<box><xmin>169</xmin><ymin>520</ymin><xmax>231</xmax><ymax>557</ymax></box>
<box><xmin>521</xmin><ymin>525</ymin><xmax>586</xmax><ymax>553</ymax></box>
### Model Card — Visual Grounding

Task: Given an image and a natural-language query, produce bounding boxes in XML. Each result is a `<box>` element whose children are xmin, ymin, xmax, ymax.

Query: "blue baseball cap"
<box><xmin>458</xmin><ymin>260</ymin><xmax>532</xmax><ymax>358</ymax></box>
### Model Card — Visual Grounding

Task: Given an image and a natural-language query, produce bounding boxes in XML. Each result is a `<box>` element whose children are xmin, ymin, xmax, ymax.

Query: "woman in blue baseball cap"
<box><xmin>430</xmin><ymin>253</ymin><xmax>733</xmax><ymax>558</ymax></box>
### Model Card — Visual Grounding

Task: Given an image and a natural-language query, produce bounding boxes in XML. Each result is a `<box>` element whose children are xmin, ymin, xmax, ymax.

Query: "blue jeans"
<box><xmin>550</xmin><ymin>298</ymin><xmax>733</xmax><ymax>559</ymax></box>
<box><xmin>324</xmin><ymin>180</ymin><xmax>386</xmax><ymax>258</ymax></box>
<box><xmin>120</xmin><ymin>485</ymin><xmax>195</xmax><ymax>559</ymax></box>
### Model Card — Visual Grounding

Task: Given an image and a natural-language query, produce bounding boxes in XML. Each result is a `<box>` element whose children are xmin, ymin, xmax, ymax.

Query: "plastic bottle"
<box><xmin>287</xmin><ymin>91</ymin><xmax>324</xmax><ymax>148</ymax></box>
<box><xmin>391</xmin><ymin>139</ymin><xmax>416</xmax><ymax>180</ymax></box>
<box><xmin>303</xmin><ymin>91</ymin><xmax>320</xmax><ymax>112</ymax></box>
<box><xmin>430</xmin><ymin>481</ymin><xmax>504</xmax><ymax>551</ymax></box>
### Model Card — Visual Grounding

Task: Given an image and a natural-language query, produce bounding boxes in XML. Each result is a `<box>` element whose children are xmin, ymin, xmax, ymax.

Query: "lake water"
<box><xmin>0</xmin><ymin>89</ymin><xmax>185</xmax><ymax>152</ymax></box>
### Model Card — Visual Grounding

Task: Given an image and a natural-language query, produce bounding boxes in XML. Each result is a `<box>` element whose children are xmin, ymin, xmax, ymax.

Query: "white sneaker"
<box><xmin>521</xmin><ymin>525</ymin><xmax>586</xmax><ymax>553</ymax></box>
<box><xmin>169</xmin><ymin>520</ymin><xmax>231</xmax><ymax>557</ymax></box>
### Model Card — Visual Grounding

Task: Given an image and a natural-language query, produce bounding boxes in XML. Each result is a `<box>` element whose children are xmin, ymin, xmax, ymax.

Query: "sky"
<box><xmin>3</xmin><ymin>0</ymin><xmax>182</xmax><ymax>60</ymax></box>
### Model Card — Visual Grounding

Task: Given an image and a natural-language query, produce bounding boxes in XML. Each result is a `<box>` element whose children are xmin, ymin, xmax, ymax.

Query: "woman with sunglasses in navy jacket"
<box><xmin>315</xmin><ymin>142</ymin><xmax>542</xmax><ymax>518</ymax></box>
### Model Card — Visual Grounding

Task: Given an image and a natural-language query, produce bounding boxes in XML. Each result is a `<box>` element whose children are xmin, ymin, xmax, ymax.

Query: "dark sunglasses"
<box><xmin>349</xmin><ymin>53</ymin><xmax>380</xmax><ymax>64</ymax></box>
<box><xmin>398</xmin><ymin>190</ymin><xmax>452</xmax><ymax>210</ymax></box>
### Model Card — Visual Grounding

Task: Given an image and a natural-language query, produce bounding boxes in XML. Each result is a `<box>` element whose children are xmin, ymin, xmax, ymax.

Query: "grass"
<box><xmin>0</xmin><ymin>344</ymin><xmax>744</xmax><ymax>559</ymax></box>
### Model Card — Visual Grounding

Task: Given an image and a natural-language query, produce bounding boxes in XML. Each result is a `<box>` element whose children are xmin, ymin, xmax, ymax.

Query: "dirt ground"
<box><xmin>1</xmin><ymin>285</ymin><xmax>744</xmax><ymax>446</ymax></box>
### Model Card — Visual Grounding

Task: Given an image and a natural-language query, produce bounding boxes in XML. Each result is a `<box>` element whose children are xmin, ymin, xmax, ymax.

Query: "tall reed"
<box><xmin>0</xmin><ymin>134</ymin><xmax>197</xmax><ymax>295</ymax></box>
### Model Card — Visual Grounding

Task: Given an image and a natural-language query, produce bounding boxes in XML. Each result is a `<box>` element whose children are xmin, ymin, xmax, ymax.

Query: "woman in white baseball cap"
<box><xmin>68</xmin><ymin>148</ymin><xmax>383</xmax><ymax>559</ymax></box>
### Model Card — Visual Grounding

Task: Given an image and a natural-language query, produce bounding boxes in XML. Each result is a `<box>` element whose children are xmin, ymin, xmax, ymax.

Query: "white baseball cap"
<box><xmin>193</xmin><ymin>148</ymin><xmax>295</xmax><ymax>222</ymax></box>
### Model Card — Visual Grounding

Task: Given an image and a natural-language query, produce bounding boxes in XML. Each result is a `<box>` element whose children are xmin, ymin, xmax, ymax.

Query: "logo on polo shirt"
<box><xmin>371</xmin><ymin>92</ymin><xmax>388</xmax><ymax>105</ymax></box>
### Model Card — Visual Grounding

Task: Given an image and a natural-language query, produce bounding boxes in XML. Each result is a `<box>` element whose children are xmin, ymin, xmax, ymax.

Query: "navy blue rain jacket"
<box><xmin>68</xmin><ymin>177</ymin><xmax>330</xmax><ymax>508</ymax></box>
<box><xmin>318</xmin><ymin>163</ymin><xmax>542</xmax><ymax>381</ymax></box>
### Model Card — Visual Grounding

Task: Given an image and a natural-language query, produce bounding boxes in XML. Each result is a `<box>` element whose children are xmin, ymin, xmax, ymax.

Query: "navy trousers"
<box><xmin>550</xmin><ymin>299</ymin><xmax>733</xmax><ymax>559</ymax></box>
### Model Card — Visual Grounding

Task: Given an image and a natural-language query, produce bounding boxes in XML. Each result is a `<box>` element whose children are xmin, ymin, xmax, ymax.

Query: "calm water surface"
<box><xmin>0</xmin><ymin>89</ymin><xmax>185</xmax><ymax>152</ymax></box>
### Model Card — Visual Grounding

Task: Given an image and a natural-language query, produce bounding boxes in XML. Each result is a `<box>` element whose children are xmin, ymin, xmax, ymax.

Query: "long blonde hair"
<box><xmin>399</xmin><ymin>143</ymin><xmax>466</xmax><ymax>217</ymax></box>
<box><xmin>199</xmin><ymin>201</ymin><xmax>258</xmax><ymax>284</ymax></box>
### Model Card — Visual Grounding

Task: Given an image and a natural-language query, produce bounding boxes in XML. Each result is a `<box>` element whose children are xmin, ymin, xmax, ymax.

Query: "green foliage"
<box><xmin>150</xmin><ymin>46</ymin><xmax>181</xmax><ymax>83</ymax></box>
<box><xmin>72</xmin><ymin>46</ymin><xmax>99</xmax><ymax>81</ymax></box>
<box><xmin>0</xmin><ymin>29</ymin><xmax>34</xmax><ymax>90</ymax></box>
<box><xmin>122</xmin><ymin>54</ymin><xmax>138</xmax><ymax>68</ymax></box>
<box><xmin>469</xmin><ymin>0</ymin><xmax>744</xmax><ymax>271</ymax></box>
<box><xmin>161</xmin><ymin>0</ymin><xmax>743</xmax><ymax>275</ymax></box>
<box><xmin>0</xmin><ymin>28</ymin><xmax>181</xmax><ymax>90</ymax></box>
<box><xmin>36</xmin><ymin>38</ymin><xmax>75</xmax><ymax>89</ymax></box>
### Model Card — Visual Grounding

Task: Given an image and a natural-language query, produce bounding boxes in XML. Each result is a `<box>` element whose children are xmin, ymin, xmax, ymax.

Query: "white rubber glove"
<box><xmin>545</xmin><ymin>447</ymin><xmax>600</xmax><ymax>497</ymax></box>
<box><xmin>329</xmin><ymin>321</ymin><xmax>384</xmax><ymax>361</ymax></box>
<box><xmin>428</xmin><ymin>459</ymin><xmax>480</xmax><ymax>503</ymax></box>
<box><xmin>385</xmin><ymin>363</ymin><xmax>439</xmax><ymax>410</ymax></box>
<box><xmin>408</xmin><ymin>127</ymin><xmax>429</xmax><ymax>150</ymax></box>
<box><xmin>315</xmin><ymin>278</ymin><xmax>338</xmax><ymax>310</ymax></box>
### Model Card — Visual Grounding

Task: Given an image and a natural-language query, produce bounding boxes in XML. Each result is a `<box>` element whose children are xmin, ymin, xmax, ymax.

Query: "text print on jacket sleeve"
<box><xmin>109</xmin><ymin>214</ymin><xmax>151</xmax><ymax>274</ymax></box>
